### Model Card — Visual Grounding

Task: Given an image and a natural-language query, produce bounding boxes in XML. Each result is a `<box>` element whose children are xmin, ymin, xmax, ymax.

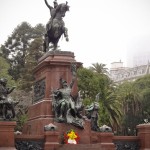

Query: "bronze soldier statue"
<box><xmin>85</xmin><ymin>93</ymin><xmax>101</xmax><ymax>131</ymax></box>
<box><xmin>0</xmin><ymin>78</ymin><xmax>16</xmax><ymax>120</ymax></box>
<box><xmin>52</xmin><ymin>64</ymin><xmax>84</xmax><ymax>129</ymax></box>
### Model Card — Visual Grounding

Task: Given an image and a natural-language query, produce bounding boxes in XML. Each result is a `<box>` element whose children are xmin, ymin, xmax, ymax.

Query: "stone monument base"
<box><xmin>0</xmin><ymin>121</ymin><xmax>16</xmax><ymax>149</ymax></box>
<box><xmin>0</xmin><ymin>148</ymin><xmax>16</xmax><ymax>150</ymax></box>
<box><xmin>137</xmin><ymin>123</ymin><xmax>150</xmax><ymax>150</ymax></box>
<box><xmin>21</xmin><ymin>51</ymin><xmax>115</xmax><ymax>150</ymax></box>
<box><xmin>54</xmin><ymin>120</ymin><xmax>91</xmax><ymax>144</ymax></box>
<box><xmin>23</xmin><ymin>51</ymin><xmax>82</xmax><ymax>135</ymax></box>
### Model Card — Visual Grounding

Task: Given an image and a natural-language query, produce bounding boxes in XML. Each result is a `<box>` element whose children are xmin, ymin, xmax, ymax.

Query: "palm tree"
<box><xmin>99</xmin><ymin>88</ymin><xmax>122</xmax><ymax>130</ymax></box>
<box><xmin>77</xmin><ymin>66</ymin><xmax>122</xmax><ymax>131</ymax></box>
<box><xmin>116</xmin><ymin>82</ymin><xmax>143</xmax><ymax>135</ymax></box>
<box><xmin>89</xmin><ymin>63</ymin><xmax>108</xmax><ymax>74</ymax></box>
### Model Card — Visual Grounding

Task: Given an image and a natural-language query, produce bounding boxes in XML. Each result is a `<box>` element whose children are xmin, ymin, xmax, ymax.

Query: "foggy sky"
<box><xmin>0</xmin><ymin>0</ymin><xmax>150</xmax><ymax>69</ymax></box>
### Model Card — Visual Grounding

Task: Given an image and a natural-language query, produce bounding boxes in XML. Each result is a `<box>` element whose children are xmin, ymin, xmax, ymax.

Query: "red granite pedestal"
<box><xmin>54</xmin><ymin>120</ymin><xmax>91</xmax><ymax>144</ymax></box>
<box><xmin>0</xmin><ymin>121</ymin><xmax>16</xmax><ymax>150</ymax></box>
<box><xmin>99</xmin><ymin>132</ymin><xmax>115</xmax><ymax>149</ymax></box>
<box><xmin>44</xmin><ymin>131</ymin><xmax>59</xmax><ymax>150</ymax></box>
<box><xmin>137</xmin><ymin>123</ymin><xmax>150</xmax><ymax>150</ymax></box>
<box><xmin>22</xmin><ymin>51</ymin><xmax>116</xmax><ymax>150</ymax></box>
<box><xmin>91</xmin><ymin>131</ymin><xmax>115</xmax><ymax>150</ymax></box>
<box><xmin>22</xmin><ymin>51</ymin><xmax>82</xmax><ymax>135</ymax></box>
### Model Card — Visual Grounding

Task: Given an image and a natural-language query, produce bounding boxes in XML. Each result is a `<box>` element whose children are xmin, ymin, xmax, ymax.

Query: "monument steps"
<box><xmin>58</xmin><ymin>143</ymin><xmax>103</xmax><ymax>150</ymax></box>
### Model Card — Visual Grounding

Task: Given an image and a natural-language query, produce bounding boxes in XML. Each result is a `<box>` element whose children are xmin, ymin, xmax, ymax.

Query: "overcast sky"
<box><xmin>0</xmin><ymin>0</ymin><xmax>150</xmax><ymax>69</ymax></box>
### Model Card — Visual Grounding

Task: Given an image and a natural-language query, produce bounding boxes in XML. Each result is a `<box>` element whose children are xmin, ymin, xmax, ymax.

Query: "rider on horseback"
<box><xmin>44</xmin><ymin>0</ymin><xmax>69</xmax><ymax>51</ymax></box>
<box><xmin>44</xmin><ymin>0</ymin><xmax>58</xmax><ymax>32</ymax></box>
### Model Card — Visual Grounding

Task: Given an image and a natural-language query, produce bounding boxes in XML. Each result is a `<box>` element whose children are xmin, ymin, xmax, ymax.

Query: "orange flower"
<box><xmin>64</xmin><ymin>129</ymin><xmax>80</xmax><ymax>144</ymax></box>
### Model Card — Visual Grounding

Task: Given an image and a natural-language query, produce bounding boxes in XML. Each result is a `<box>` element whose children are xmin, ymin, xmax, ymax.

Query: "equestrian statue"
<box><xmin>43</xmin><ymin>0</ymin><xmax>69</xmax><ymax>52</ymax></box>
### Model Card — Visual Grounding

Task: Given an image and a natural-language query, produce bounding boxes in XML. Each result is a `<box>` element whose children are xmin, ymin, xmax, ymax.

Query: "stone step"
<box><xmin>58</xmin><ymin>143</ymin><xmax>102</xmax><ymax>150</ymax></box>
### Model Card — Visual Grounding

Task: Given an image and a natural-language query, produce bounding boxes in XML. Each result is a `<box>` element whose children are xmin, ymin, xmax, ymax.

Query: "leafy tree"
<box><xmin>77</xmin><ymin>67</ymin><xmax>108</xmax><ymax>101</ymax></box>
<box><xmin>16</xmin><ymin>114</ymin><xmax>28</xmax><ymax>131</ymax></box>
<box><xmin>10</xmin><ymin>90</ymin><xmax>33</xmax><ymax>131</ymax></box>
<box><xmin>116</xmin><ymin>81</ymin><xmax>143</xmax><ymax>135</ymax></box>
<box><xmin>1</xmin><ymin>22</ymin><xmax>33</xmax><ymax>80</ymax></box>
<box><xmin>1</xmin><ymin>22</ymin><xmax>45</xmax><ymax>81</ymax></box>
<box><xmin>133</xmin><ymin>75</ymin><xmax>150</xmax><ymax>121</ymax></box>
<box><xmin>99</xmin><ymin>88</ymin><xmax>122</xmax><ymax>128</ymax></box>
<box><xmin>141</xmin><ymin>88</ymin><xmax>150</xmax><ymax>120</ymax></box>
<box><xmin>77</xmin><ymin>67</ymin><xmax>122</xmax><ymax>129</ymax></box>
<box><xmin>18</xmin><ymin>38</ymin><xmax>44</xmax><ymax>91</ymax></box>
<box><xmin>32</xmin><ymin>23</ymin><xmax>45</xmax><ymax>38</ymax></box>
<box><xmin>134</xmin><ymin>74</ymin><xmax>150</xmax><ymax>89</ymax></box>
<box><xmin>113</xmin><ymin>75</ymin><xmax>150</xmax><ymax>135</ymax></box>
<box><xmin>0</xmin><ymin>56</ymin><xmax>16</xmax><ymax>86</ymax></box>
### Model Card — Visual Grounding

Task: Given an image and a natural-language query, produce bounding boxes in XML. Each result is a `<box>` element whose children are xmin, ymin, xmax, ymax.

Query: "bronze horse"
<box><xmin>43</xmin><ymin>2</ymin><xmax>69</xmax><ymax>52</ymax></box>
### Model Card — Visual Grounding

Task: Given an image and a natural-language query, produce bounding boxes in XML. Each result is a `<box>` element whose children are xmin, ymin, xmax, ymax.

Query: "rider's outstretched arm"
<box><xmin>44</xmin><ymin>0</ymin><xmax>53</xmax><ymax>10</ymax></box>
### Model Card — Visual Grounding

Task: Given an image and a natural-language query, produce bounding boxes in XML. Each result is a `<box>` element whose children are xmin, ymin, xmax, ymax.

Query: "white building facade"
<box><xmin>109</xmin><ymin>61</ymin><xmax>150</xmax><ymax>83</ymax></box>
